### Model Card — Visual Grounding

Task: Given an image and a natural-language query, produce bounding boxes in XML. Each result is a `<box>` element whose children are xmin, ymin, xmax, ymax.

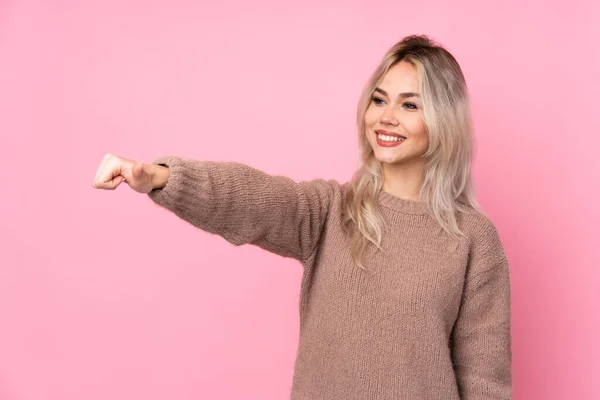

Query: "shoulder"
<box><xmin>457</xmin><ymin>207</ymin><xmax>508</xmax><ymax>270</ymax></box>
<box><xmin>291</xmin><ymin>178</ymin><xmax>348</xmax><ymax>216</ymax></box>
<box><xmin>457</xmin><ymin>207</ymin><xmax>500</xmax><ymax>238</ymax></box>
<box><xmin>297</xmin><ymin>178</ymin><xmax>346</xmax><ymax>198</ymax></box>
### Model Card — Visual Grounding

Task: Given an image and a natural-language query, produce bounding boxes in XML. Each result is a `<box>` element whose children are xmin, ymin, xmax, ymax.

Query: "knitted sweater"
<box><xmin>147</xmin><ymin>156</ymin><xmax>512</xmax><ymax>400</ymax></box>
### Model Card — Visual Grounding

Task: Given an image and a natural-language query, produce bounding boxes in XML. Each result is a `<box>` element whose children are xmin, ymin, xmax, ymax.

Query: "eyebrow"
<box><xmin>374</xmin><ymin>87</ymin><xmax>420</xmax><ymax>98</ymax></box>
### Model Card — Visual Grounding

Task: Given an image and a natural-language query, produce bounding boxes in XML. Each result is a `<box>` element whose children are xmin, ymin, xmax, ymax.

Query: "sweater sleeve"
<box><xmin>451</xmin><ymin>223</ymin><xmax>513</xmax><ymax>399</ymax></box>
<box><xmin>146</xmin><ymin>156</ymin><xmax>337</xmax><ymax>263</ymax></box>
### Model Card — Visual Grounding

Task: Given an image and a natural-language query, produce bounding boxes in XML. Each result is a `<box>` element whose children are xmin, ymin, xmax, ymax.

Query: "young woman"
<box><xmin>93</xmin><ymin>34</ymin><xmax>512</xmax><ymax>400</ymax></box>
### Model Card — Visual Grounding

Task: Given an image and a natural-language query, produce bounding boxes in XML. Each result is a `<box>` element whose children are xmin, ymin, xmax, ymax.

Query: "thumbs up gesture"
<box><xmin>92</xmin><ymin>153</ymin><xmax>165</xmax><ymax>194</ymax></box>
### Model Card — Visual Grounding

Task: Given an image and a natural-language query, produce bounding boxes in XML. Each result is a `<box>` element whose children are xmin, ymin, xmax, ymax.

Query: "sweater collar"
<box><xmin>378</xmin><ymin>190</ymin><xmax>430</xmax><ymax>215</ymax></box>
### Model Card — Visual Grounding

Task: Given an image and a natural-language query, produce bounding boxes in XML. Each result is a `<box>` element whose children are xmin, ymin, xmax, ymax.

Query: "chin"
<box><xmin>373</xmin><ymin>149</ymin><xmax>404</xmax><ymax>165</ymax></box>
<box><xmin>378</xmin><ymin>157</ymin><xmax>405</xmax><ymax>166</ymax></box>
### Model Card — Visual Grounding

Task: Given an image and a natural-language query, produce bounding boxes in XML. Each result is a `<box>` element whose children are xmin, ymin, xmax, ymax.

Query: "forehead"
<box><xmin>380</xmin><ymin>61</ymin><xmax>419</xmax><ymax>92</ymax></box>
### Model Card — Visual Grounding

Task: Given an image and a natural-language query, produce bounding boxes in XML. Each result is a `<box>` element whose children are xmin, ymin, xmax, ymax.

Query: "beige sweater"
<box><xmin>147</xmin><ymin>156</ymin><xmax>512</xmax><ymax>400</ymax></box>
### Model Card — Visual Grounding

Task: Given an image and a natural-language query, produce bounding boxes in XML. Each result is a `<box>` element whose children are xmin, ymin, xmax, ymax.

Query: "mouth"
<box><xmin>375</xmin><ymin>130</ymin><xmax>406</xmax><ymax>146</ymax></box>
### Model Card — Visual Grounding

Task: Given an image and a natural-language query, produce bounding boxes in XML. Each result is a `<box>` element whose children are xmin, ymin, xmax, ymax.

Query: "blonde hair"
<box><xmin>342</xmin><ymin>34</ymin><xmax>481</xmax><ymax>269</ymax></box>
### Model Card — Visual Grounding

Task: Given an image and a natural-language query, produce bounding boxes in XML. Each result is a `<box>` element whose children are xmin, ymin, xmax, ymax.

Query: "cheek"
<box><xmin>363</xmin><ymin>107</ymin><xmax>378</xmax><ymax>127</ymax></box>
<box><xmin>408</xmin><ymin>120</ymin><xmax>428</xmax><ymax>141</ymax></box>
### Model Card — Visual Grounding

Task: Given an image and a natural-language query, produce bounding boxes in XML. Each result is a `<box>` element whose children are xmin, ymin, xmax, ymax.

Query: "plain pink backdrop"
<box><xmin>1</xmin><ymin>0</ymin><xmax>599</xmax><ymax>399</ymax></box>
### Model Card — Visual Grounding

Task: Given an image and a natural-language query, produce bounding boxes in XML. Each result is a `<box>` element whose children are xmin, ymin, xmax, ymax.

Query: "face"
<box><xmin>364</xmin><ymin>61</ymin><xmax>429</xmax><ymax>170</ymax></box>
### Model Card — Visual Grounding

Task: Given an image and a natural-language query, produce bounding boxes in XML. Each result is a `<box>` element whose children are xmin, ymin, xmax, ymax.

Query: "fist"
<box><xmin>92</xmin><ymin>153</ymin><xmax>154</xmax><ymax>194</ymax></box>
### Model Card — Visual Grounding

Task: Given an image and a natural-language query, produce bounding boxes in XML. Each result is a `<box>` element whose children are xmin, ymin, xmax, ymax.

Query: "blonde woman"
<box><xmin>93</xmin><ymin>34</ymin><xmax>512</xmax><ymax>399</ymax></box>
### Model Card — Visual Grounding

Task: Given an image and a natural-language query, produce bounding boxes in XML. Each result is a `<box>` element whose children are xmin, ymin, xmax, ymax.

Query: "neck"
<box><xmin>381</xmin><ymin>161</ymin><xmax>425</xmax><ymax>202</ymax></box>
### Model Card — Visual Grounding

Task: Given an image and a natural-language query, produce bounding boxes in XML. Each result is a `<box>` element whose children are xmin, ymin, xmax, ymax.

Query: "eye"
<box><xmin>403</xmin><ymin>102</ymin><xmax>418</xmax><ymax>110</ymax></box>
<box><xmin>371</xmin><ymin>96</ymin><xmax>385</xmax><ymax>105</ymax></box>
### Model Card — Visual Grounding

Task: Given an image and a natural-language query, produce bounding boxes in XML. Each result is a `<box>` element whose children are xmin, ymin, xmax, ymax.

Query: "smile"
<box><xmin>375</xmin><ymin>130</ymin><xmax>406</xmax><ymax>147</ymax></box>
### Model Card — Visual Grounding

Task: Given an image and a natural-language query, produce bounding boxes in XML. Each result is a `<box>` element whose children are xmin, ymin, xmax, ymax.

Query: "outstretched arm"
<box><xmin>147</xmin><ymin>156</ymin><xmax>338</xmax><ymax>263</ymax></box>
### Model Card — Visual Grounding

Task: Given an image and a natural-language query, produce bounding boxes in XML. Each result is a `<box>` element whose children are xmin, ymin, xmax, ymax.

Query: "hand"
<box><xmin>92</xmin><ymin>153</ymin><xmax>155</xmax><ymax>193</ymax></box>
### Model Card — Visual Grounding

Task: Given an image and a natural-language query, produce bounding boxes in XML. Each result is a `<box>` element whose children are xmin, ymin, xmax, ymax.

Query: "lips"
<box><xmin>375</xmin><ymin>129</ymin><xmax>406</xmax><ymax>148</ymax></box>
<box><xmin>375</xmin><ymin>129</ymin><xmax>406</xmax><ymax>139</ymax></box>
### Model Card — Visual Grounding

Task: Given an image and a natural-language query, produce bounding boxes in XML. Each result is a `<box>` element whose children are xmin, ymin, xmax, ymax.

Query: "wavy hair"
<box><xmin>342</xmin><ymin>34</ymin><xmax>481</xmax><ymax>269</ymax></box>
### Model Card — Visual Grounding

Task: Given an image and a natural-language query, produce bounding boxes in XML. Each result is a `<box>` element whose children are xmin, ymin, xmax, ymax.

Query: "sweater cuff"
<box><xmin>147</xmin><ymin>156</ymin><xmax>189</xmax><ymax>210</ymax></box>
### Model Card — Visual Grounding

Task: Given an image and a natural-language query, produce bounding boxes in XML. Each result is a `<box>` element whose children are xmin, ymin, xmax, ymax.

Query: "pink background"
<box><xmin>1</xmin><ymin>0</ymin><xmax>598</xmax><ymax>399</ymax></box>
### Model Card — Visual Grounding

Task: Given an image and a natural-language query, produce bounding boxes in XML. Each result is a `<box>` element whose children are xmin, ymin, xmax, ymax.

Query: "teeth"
<box><xmin>377</xmin><ymin>133</ymin><xmax>405</xmax><ymax>142</ymax></box>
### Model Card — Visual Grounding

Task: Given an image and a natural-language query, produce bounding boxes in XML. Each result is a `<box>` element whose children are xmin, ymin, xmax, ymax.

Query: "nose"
<box><xmin>380</xmin><ymin>105</ymin><xmax>398</xmax><ymax>126</ymax></box>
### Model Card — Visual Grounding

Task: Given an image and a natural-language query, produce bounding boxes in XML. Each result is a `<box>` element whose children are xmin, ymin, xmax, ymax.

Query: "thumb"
<box><xmin>131</xmin><ymin>160</ymin><xmax>146</xmax><ymax>179</ymax></box>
